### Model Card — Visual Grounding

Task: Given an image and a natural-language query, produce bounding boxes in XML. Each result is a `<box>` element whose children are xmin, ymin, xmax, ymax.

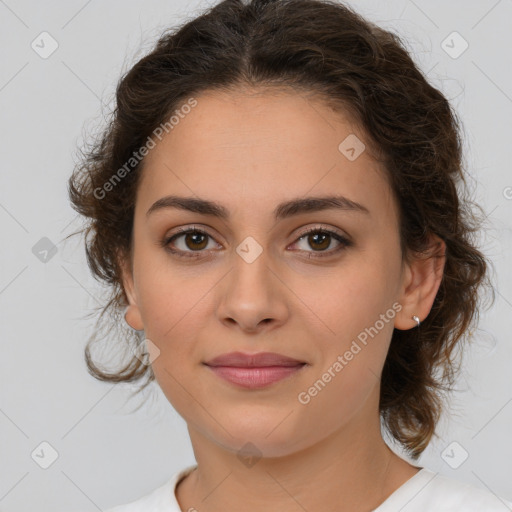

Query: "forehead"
<box><xmin>147</xmin><ymin>87</ymin><xmax>371</xmax><ymax>161</ymax></box>
<box><xmin>137</xmin><ymin>87</ymin><xmax>396</xmax><ymax>226</ymax></box>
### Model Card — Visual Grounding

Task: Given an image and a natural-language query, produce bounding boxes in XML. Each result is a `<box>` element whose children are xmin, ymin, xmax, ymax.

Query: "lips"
<box><xmin>203</xmin><ymin>352</ymin><xmax>307</xmax><ymax>389</ymax></box>
<box><xmin>204</xmin><ymin>352</ymin><xmax>307</xmax><ymax>390</ymax></box>
<box><xmin>204</xmin><ymin>351</ymin><xmax>305</xmax><ymax>368</ymax></box>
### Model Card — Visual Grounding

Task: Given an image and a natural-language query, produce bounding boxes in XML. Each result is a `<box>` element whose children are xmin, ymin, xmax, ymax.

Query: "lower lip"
<box><xmin>205</xmin><ymin>364</ymin><xmax>306</xmax><ymax>389</ymax></box>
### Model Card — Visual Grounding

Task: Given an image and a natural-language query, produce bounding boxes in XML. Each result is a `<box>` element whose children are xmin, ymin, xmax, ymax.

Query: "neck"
<box><xmin>176</xmin><ymin>403</ymin><xmax>419</xmax><ymax>512</ymax></box>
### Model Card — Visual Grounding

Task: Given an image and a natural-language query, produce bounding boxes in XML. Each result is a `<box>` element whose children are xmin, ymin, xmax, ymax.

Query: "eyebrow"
<box><xmin>146</xmin><ymin>194</ymin><xmax>370</xmax><ymax>220</ymax></box>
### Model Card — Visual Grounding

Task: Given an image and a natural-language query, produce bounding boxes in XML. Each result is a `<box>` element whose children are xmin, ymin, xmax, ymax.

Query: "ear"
<box><xmin>394</xmin><ymin>234</ymin><xmax>446</xmax><ymax>330</ymax></box>
<box><xmin>118</xmin><ymin>250</ymin><xmax>144</xmax><ymax>331</ymax></box>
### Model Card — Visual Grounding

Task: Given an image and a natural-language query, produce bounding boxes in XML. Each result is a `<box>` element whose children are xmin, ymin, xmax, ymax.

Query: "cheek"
<box><xmin>291</xmin><ymin>256</ymin><xmax>397</xmax><ymax>396</ymax></box>
<box><xmin>139</xmin><ymin>282</ymin><xmax>206</xmax><ymax>366</ymax></box>
<box><xmin>133</xmin><ymin>243</ymin><xmax>214</xmax><ymax>340</ymax></box>
<box><xmin>295</xmin><ymin>317</ymin><xmax>394</xmax><ymax>437</ymax></box>
<box><xmin>145</xmin><ymin>307</ymin><xmax>208</xmax><ymax>424</ymax></box>
<box><xmin>290</xmin><ymin>256</ymin><xmax>396</xmax><ymax>341</ymax></box>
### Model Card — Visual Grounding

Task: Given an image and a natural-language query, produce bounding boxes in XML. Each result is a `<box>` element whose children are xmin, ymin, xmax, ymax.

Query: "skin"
<box><xmin>120</xmin><ymin>87</ymin><xmax>446</xmax><ymax>512</ymax></box>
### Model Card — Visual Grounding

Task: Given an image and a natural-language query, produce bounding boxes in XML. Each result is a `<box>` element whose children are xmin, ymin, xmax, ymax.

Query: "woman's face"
<box><xmin>122</xmin><ymin>88</ymin><xmax>415</xmax><ymax>457</ymax></box>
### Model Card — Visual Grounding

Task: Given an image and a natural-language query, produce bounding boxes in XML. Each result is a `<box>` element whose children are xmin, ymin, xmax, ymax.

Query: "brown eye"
<box><xmin>162</xmin><ymin>226</ymin><xmax>352</xmax><ymax>260</ymax></box>
<box><xmin>290</xmin><ymin>228</ymin><xmax>352</xmax><ymax>258</ymax></box>
<box><xmin>182</xmin><ymin>232</ymin><xmax>208</xmax><ymax>250</ymax></box>
<box><xmin>163</xmin><ymin>227</ymin><xmax>218</xmax><ymax>258</ymax></box>
<box><xmin>307</xmin><ymin>232</ymin><xmax>331</xmax><ymax>251</ymax></box>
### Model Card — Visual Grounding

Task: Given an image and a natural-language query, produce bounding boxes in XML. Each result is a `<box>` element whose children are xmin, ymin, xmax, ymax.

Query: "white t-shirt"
<box><xmin>103</xmin><ymin>465</ymin><xmax>512</xmax><ymax>512</ymax></box>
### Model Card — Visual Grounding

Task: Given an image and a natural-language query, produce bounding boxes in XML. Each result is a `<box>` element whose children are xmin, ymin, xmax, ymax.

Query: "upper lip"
<box><xmin>204</xmin><ymin>351</ymin><xmax>305</xmax><ymax>367</ymax></box>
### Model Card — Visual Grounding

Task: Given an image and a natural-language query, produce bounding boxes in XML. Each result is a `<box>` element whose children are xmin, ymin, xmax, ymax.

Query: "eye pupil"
<box><xmin>186</xmin><ymin>232</ymin><xmax>208</xmax><ymax>250</ymax></box>
<box><xmin>309</xmin><ymin>232</ymin><xmax>330</xmax><ymax>250</ymax></box>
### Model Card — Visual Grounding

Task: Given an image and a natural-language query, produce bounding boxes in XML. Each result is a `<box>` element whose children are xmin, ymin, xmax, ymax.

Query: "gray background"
<box><xmin>1</xmin><ymin>0</ymin><xmax>511</xmax><ymax>510</ymax></box>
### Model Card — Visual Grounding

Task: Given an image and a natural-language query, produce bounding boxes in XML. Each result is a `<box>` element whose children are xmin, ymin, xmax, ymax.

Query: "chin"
<box><xmin>208</xmin><ymin>417</ymin><xmax>311</xmax><ymax>460</ymax></box>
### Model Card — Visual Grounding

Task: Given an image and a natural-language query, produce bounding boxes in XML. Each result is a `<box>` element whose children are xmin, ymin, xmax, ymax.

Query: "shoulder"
<box><xmin>103</xmin><ymin>465</ymin><xmax>197</xmax><ymax>512</ymax></box>
<box><xmin>102</xmin><ymin>480</ymin><xmax>173</xmax><ymax>512</ymax></box>
<box><xmin>400</xmin><ymin>468</ymin><xmax>512</xmax><ymax>511</ymax></box>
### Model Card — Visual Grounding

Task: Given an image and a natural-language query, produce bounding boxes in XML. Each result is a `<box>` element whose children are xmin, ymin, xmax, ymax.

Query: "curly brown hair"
<box><xmin>66</xmin><ymin>0</ymin><xmax>494</xmax><ymax>459</ymax></box>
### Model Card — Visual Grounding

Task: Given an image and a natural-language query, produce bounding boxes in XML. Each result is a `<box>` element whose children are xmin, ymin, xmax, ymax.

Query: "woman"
<box><xmin>67</xmin><ymin>0</ymin><xmax>512</xmax><ymax>510</ymax></box>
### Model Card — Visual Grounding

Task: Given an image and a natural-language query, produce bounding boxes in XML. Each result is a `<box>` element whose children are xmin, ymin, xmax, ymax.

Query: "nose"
<box><xmin>216</xmin><ymin>246</ymin><xmax>289</xmax><ymax>334</ymax></box>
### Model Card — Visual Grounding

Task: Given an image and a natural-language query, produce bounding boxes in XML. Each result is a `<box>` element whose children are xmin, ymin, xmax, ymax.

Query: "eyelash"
<box><xmin>161</xmin><ymin>225</ymin><xmax>352</xmax><ymax>260</ymax></box>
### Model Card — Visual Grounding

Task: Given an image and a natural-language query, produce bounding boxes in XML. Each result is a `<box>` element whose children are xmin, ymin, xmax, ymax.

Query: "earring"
<box><xmin>412</xmin><ymin>315</ymin><xmax>420</xmax><ymax>328</ymax></box>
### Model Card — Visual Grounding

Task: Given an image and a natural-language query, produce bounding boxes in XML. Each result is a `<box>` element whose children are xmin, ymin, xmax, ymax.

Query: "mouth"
<box><xmin>204</xmin><ymin>363</ymin><xmax>307</xmax><ymax>389</ymax></box>
<box><xmin>204</xmin><ymin>351</ymin><xmax>305</xmax><ymax>367</ymax></box>
<box><xmin>203</xmin><ymin>351</ymin><xmax>307</xmax><ymax>389</ymax></box>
